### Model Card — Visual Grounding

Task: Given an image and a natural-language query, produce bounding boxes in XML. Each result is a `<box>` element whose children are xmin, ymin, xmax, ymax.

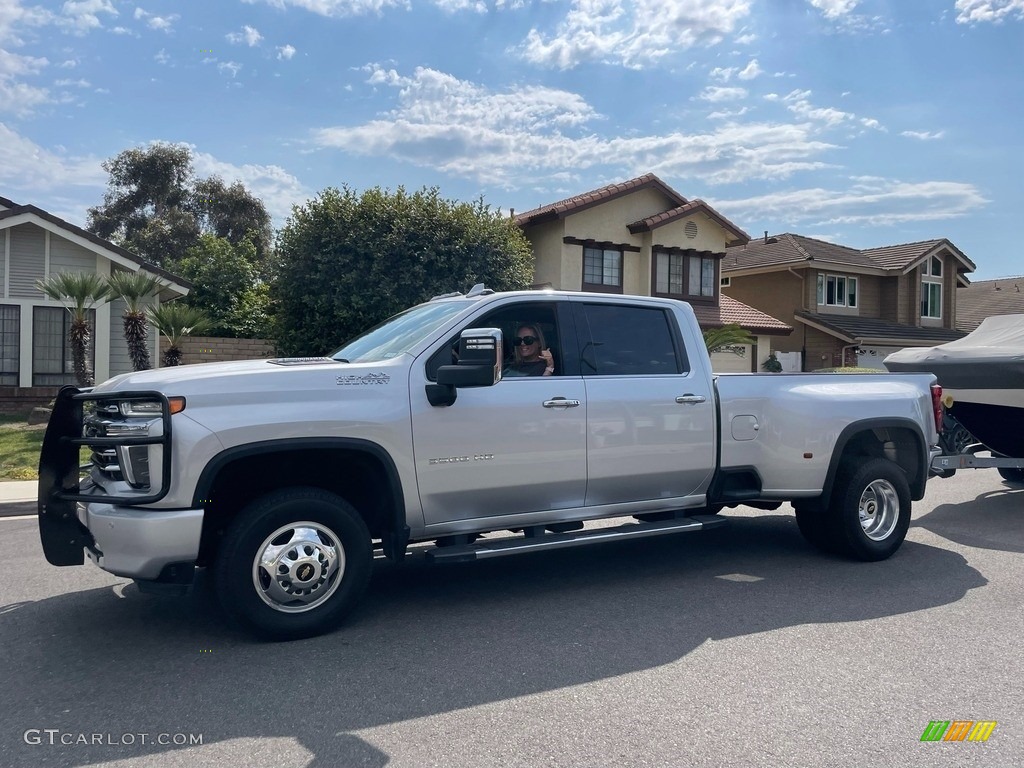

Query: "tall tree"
<box><xmin>36</xmin><ymin>273</ymin><xmax>112</xmax><ymax>386</ymax></box>
<box><xmin>107</xmin><ymin>271</ymin><xmax>162</xmax><ymax>371</ymax></box>
<box><xmin>273</xmin><ymin>186</ymin><xmax>534</xmax><ymax>356</ymax></box>
<box><xmin>87</xmin><ymin>144</ymin><xmax>272</xmax><ymax>273</ymax></box>
<box><xmin>148</xmin><ymin>303</ymin><xmax>213</xmax><ymax>367</ymax></box>
<box><xmin>703</xmin><ymin>324</ymin><xmax>755</xmax><ymax>355</ymax></box>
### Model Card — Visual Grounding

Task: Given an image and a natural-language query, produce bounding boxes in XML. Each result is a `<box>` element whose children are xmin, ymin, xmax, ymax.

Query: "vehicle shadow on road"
<box><xmin>912</xmin><ymin>482</ymin><xmax>1024</xmax><ymax>553</ymax></box>
<box><xmin>0</xmin><ymin>514</ymin><xmax>987</xmax><ymax>767</ymax></box>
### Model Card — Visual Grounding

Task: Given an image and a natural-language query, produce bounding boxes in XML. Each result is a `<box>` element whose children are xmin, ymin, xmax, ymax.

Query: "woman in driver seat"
<box><xmin>504</xmin><ymin>323</ymin><xmax>555</xmax><ymax>377</ymax></box>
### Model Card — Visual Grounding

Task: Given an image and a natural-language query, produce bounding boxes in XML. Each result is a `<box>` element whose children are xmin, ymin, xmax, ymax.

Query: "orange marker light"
<box><xmin>168</xmin><ymin>396</ymin><xmax>186</xmax><ymax>414</ymax></box>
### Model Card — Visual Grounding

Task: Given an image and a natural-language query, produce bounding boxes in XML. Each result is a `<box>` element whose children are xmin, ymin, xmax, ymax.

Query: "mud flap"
<box><xmin>37</xmin><ymin>386</ymin><xmax>91</xmax><ymax>566</ymax></box>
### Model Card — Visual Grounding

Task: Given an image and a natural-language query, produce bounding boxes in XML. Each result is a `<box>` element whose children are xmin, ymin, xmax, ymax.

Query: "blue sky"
<box><xmin>1</xmin><ymin>0</ymin><xmax>1022</xmax><ymax>279</ymax></box>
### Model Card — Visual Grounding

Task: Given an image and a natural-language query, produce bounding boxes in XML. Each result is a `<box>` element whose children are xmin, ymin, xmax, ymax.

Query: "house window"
<box><xmin>921</xmin><ymin>280</ymin><xmax>942</xmax><ymax>319</ymax></box>
<box><xmin>720</xmin><ymin>277</ymin><xmax>731</xmax><ymax>287</ymax></box>
<box><xmin>582</xmin><ymin>247</ymin><xmax>623</xmax><ymax>293</ymax></box>
<box><xmin>655</xmin><ymin>252</ymin><xmax>716</xmax><ymax>299</ymax></box>
<box><xmin>32</xmin><ymin>306</ymin><xmax>95</xmax><ymax>386</ymax></box>
<box><xmin>0</xmin><ymin>305</ymin><xmax>19</xmax><ymax>387</ymax></box>
<box><xmin>929</xmin><ymin>256</ymin><xmax>943</xmax><ymax>277</ymax></box>
<box><xmin>816</xmin><ymin>273</ymin><xmax>858</xmax><ymax>308</ymax></box>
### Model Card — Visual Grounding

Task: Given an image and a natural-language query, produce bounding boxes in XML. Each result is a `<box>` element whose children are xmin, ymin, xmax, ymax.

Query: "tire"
<box><xmin>998</xmin><ymin>467</ymin><xmax>1024</xmax><ymax>484</ymax></box>
<box><xmin>828</xmin><ymin>458</ymin><xmax>912</xmax><ymax>562</ymax></box>
<box><xmin>794</xmin><ymin>500</ymin><xmax>837</xmax><ymax>554</ymax></box>
<box><xmin>213</xmin><ymin>487</ymin><xmax>373</xmax><ymax>641</ymax></box>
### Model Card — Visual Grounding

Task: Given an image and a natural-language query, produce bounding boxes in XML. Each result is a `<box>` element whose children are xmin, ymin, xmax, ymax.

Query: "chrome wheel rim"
<box><xmin>252</xmin><ymin>521</ymin><xmax>345</xmax><ymax>613</ymax></box>
<box><xmin>858</xmin><ymin>480</ymin><xmax>899</xmax><ymax>541</ymax></box>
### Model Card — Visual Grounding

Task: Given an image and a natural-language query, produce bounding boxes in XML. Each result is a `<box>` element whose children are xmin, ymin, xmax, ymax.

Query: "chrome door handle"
<box><xmin>543</xmin><ymin>398</ymin><xmax>581</xmax><ymax>408</ymax></box>
<box><xmin>675</xmin><ymin>394</ymin><xmax>707</xmax><ymax>404</ymax></box>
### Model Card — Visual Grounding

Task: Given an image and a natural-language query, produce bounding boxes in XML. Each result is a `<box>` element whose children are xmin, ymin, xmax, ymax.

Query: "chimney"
<box><xmin>764</xmin><ymin>230</ymin><xmax>769</xmax><ymax>244</ymax></box>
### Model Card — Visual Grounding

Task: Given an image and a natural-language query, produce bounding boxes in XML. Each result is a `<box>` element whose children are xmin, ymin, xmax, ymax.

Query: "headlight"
<box><xmin>117</xmin><ymin>396</ymin><xmax>185</xmax><ymax>417</ymax></box>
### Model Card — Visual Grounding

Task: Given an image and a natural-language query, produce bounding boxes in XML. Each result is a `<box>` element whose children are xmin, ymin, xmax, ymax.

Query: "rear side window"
<box><xmin>577</xmin><ymin>304</ymin><xmax>685</xmax><ymax>376</ymax></box>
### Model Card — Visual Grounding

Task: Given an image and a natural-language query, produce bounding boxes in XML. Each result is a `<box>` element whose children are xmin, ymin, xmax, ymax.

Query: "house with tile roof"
<box><xmin>721</xmin><ymin>233</ymin><xmax>975</xmax><ymax>371</ymax></box>
<box><xmin>0</xmin><ymin>194</ymin><xmax>190</xmax><ymax>411</ymax></box>
<box><xmin>953</xmin><ymin>276</ymin><xmax>1024</xmax><ymax>332</ymax></box>
<box><xmin>514</xmin><ymin>174</ymin><xmax>792</xmax><ymax>372</ymax></box>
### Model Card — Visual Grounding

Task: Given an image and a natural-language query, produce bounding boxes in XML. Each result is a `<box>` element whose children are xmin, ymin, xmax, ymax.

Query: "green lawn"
<box><xmin>0</xmin><ymin>413</ymin><xmax>89</xmax><ymax>481</ymax></box>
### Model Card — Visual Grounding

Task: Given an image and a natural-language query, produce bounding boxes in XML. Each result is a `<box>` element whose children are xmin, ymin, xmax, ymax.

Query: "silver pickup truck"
<box><xmin>38</xmin><ymin>287</ymin><xmax>943</xmax><ymax>640</ymax></box>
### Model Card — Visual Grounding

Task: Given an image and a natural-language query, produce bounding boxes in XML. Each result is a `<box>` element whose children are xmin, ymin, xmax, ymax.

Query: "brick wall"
<box><xmin>158</xmin><ymin>336</ymin><xmax>277</xmax><ymax>366</ymax></box>
<box><xmin>0</xmin><ymin>386</ymin><xmax>60</xmax><ymax>415</ymax></box>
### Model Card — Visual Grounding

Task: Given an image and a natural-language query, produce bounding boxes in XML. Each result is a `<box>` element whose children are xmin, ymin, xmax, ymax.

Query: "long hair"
<box><xmin>513</xmin><ymin>323</ymin><xmax>547</xmax><ymax>365</ymax></box>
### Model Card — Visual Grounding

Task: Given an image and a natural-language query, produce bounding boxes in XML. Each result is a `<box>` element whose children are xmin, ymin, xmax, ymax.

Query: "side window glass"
<box><xmin>578</xmin><ymin>304</ymin><xmax>684</xmax><ymax>376</ymax></box>
<box><xmin>425</xmin><ymin>302</ymin><xmax>573</xmax><ymax>380</ymax></box>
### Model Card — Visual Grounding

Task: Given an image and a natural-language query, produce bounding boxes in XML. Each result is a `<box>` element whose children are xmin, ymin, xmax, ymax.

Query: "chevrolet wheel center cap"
<box><xmin>296</xmin><ymin>563</ymin><xmax>316</xmax><ymax>582</ymax></box>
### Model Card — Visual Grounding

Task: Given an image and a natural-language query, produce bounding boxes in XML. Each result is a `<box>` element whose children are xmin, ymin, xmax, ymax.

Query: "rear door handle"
<box><xmin>543</xmin><ymin>398</ymin><xmax>581</xmax><ymax>408</ymax></box>
<box><xmin>675</xmin><ymin>394</ymin><xmax>707</xmax><ymax>405</ymax></box>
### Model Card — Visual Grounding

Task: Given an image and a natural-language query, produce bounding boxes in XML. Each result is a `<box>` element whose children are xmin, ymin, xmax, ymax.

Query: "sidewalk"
<box><xmin>0</xmin><ymin>480</ymin><xmax>37</xmax><ymax>518</ymax></box>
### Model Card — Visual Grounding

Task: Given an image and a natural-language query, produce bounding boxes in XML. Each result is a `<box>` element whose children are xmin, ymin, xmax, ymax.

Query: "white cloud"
<box><xmin>110</xmin><ymin>26</ymin><xmax>135</xmax><ymax>35</ymax></box>
<box><xmin>715</xmin><ymin>178</ymin><xmax>988</xmax><ymax>227</ymax></box>
<box><xmin>707</xmin><ymin>106</ymin><xmax>750</xmax><ymax>119</ymax></box>
<box><xmin>776</xmin><ymin>88</ymin><xmax>882</xmax><ymax>131</ymax></box>
<box><xmin>433</xmin><ymin>0</ymin><xmax>487</xmax><ymax>12</ymax></box>
<box><xmin>227</xmin><ymin>25</ymin><xmax>263</xmax><ymax>46</ymax></box>
<box><xmin>55</xmin><ymin>77</ymin><xmax>90</xmax><ymax>87</ymax></box>
<box><xmin>313</xmin><ymin>65</ymin><xmax>837</xmax><ymax>187</ymax></box>
<box><xmin>0</xmin><ymin>2</ymin><xmax>55</xmax><ymax>46</ymax></box>
<box><xmin>710</xmin><ymin>66</ymin><xmax>737</xmax><ymax>82</ymax></box>
<box><xmin>276</xmin><ymin>44</ymin><xmax>296</xmax><ymax>60</ymax></box>
<box><xmin>58</xmin><ymin>0</ymin><xmax>118</xmax><ymax>34</ymax></box>
<box><xmin>955</xmin><ymin>0</ymin><xmax>1024</xmax><ymax>23</ymax></box>
<box><xmin>734</xmin><ymin>31</ymin><xmax>757</xmax><ymax>44</ymax></box>
<box><xmin>517</xmin><ymin>0</ymin><xmax>753</xmax><ymax>70</ymax></box>
<box><xmin>901</xmin><ymin>129</ymin><xmax>945</xmax><ymax>140</ymax></box>
<box><xmin>59</xmin><ymin>58</ymin><xmax>78</xmax><ymax>68</ymax></box>
<box><xmin>154</xmin><ymin>48</ymin><xmax>169</xmax><ymax>64</ymax></box>
<box><xmin>0</xmin><ymin>123</ymin><xmax>106</xmax><ymax>196</ymax></box>
<box><xmin>0</xmin><ymin>48</ymin><xmax>50</xmax><ymax>115</ymax></box>
<box><xmin>737</xmin><ymin>58</ymin><xmax>761</xmax><ymax>79</ymax></box>
<box><xmin>240</xmin><ymin>0</ymin><xmax>410</xmax><ymax>16</ymax></box>
<box><xmin>700</xmin><ymin>85</ymin><xmax>747</xmax><ymax>102</ymax></box>
<box><xmin>218</xmin><ymin>61</ymin><xmax>243</xmax><ymax>77</ymax></box>
<box><xmin>808</xmin><ymin>0</ymin><xmax>860</xmax><ymax>19</ymax></box>
<box><xmin>133</xmin><ymin>7</ymin><xmax>179</xmax><ymax>32</ymax></box>
<box><xmin>191</xmin><ymin>150</ymin><xmax>311</xmax><ymax>222</ymax></box>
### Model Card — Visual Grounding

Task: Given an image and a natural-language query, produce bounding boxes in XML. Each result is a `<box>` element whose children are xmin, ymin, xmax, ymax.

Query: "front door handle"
<box><xmin>543</xmin><ymin>398</ymin><xmax>581</xmax><ymax>408</ymax></box>
<box><xmin>675</xmin><ymin>394</ymin><xmax>707</xmax><ymax>405</ymax></box>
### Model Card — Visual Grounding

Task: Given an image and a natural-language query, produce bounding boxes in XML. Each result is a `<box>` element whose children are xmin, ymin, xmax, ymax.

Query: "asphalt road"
<box><xmin>0</xmin><ymin>467</ymin><xmax>1021</xmax><ymax>768</ymax></box>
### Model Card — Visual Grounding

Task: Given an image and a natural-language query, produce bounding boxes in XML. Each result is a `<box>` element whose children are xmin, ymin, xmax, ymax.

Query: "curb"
<box><xmin>0</xmin><ymin>501</ymin><xmax>36</xmax><ymax>518</ymax></box>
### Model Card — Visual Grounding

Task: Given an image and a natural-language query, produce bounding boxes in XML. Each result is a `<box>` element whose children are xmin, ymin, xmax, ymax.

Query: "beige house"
<box><xmin>514</xmin><ymin>174</ymin><xmax>792</xmax><ymax>372</ymax></box>
<box><xmin>722</xmin><ymin>233</ymin><xmax>975</xmax><ymax>371</ymax></box>
<box><xmin>0</xmin><ymin>194</ymin><xmax>190</xmax><ymax>410</ymax></box>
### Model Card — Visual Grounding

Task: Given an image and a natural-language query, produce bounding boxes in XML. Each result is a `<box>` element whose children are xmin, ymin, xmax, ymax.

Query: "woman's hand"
<box><xmin>540</xmin><ymin>348</ymin><xmax>554</xmax><ymax>375</ymax></box>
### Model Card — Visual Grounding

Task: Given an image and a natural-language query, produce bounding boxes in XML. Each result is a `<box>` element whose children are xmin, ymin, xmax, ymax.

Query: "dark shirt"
<box><xmin>503</xmin><ymin>360</ymin><xmax>548</xmax><ymax>377</ymax></box>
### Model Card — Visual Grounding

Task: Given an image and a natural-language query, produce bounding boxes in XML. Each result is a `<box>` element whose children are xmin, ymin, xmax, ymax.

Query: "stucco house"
<box><xmin>0</xmin><ymin>194</ymin><xmax>190</xmax><ymax>411</ymax></box>
<box><xmin>514</xmin><ymin>174</ymin><xmax>792</xmax><ymax>372</ymax></box>
<box><xmin>721</xmin><ymin>233</ymin><xmax>976</xmax><ymax>371</ymax></box>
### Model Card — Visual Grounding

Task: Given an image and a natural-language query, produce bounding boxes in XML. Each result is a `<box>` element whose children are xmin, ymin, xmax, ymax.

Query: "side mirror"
<box><xmin>426</xmin><ymin>328</ymin><xmax>502</xmax><ymax>406</ymax></box>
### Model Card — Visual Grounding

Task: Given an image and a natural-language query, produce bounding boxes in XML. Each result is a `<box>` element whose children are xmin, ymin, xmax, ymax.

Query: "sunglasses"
<box><xmin>513</xmin><ymin>335</ymin><xmax>539</xmax><ymax>346</ymax></box>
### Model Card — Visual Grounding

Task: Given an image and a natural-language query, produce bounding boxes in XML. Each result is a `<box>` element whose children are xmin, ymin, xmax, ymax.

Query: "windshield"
<box><xmin>331</xmin><ymin>300</ymin><xmax>473</xmax><ymax>363</ymax></box>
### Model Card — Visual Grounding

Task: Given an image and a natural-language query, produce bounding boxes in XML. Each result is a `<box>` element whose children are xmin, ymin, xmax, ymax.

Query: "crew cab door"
<box><xmin>410</xmin><ymin>299</ymin><xmax>587</xmax><ymax>528</ymax></box>
<box><xmin>571</xmin><ymin>299</ymin><xmax>715</xmax><ymax>507</ymax></box>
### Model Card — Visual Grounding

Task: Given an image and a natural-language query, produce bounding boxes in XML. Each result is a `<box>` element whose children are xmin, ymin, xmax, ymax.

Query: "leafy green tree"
<box><xmin>87</xmin><ymin>144</ymin><xmax>272</xmax><ymax>272</ymax></box>
<box><xmin>702</xmin><ymin>324</ymin><xmax>755</xmax><ymax>355</ymax></box>
<box><xmin>176</xmin><ymin>234</ymin><xmax>273</xmax><ymax>338</ymax></box>
<box><xmin>36</xmin><ymin>273</ymin><xmax>112</xmax><ymax>386</ymax></box>
<box><xmin>148</xmin><ymin>303</ymin><xmax>213</xmax><ymax>367</ymax></box>
<box><xmin>107</xmin><ymin>271</ymin><xmax>162</xmax><ymax>371</ymax></box>
<box><xmin>273</xmin><ymin>186</ymin><xmax>534</xmax><ymax>356</ymax></box>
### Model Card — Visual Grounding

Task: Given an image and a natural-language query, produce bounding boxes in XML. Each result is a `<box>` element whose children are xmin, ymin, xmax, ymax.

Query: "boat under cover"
<box><xmin>883</xmin><ymin>314</ymin><xmax>1024</xmax><ymax>458</ymax></box>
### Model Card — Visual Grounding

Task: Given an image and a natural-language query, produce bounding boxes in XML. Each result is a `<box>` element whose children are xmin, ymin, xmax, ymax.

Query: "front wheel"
<box><xmin>214</xmin><ymin>487</ymin><xmax>373</xmax><ymax>641</ymax></box>
<box><xmin>828</xmin><ymin>458</ymin><xmax>911</xmax><ymax>562</ymax></box>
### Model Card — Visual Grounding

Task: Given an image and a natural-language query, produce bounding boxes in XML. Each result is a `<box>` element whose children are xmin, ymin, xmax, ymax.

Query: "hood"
<box><xmin>93</xmin><ymin>356</ymin><xmax>401</xmax><ymax>394</ymax></box>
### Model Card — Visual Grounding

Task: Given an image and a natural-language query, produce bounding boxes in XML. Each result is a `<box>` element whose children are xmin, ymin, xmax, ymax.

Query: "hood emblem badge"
<box><xmin>336</xmin><ymin>372</ymin><xmax>391</xmax><ymax>386</ymax></box>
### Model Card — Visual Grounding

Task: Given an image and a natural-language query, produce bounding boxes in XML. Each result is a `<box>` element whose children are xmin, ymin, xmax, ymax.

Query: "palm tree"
<box><xmin>36</xmin><ymin>272</ymin><xmax>112</xmax><ymax>386</ymax></box>
<box><xmin>148</xmin><ymin>302</ymin><xmax>212</xmax><ymax>366</ymax></box>
<box><xmin>107</xmin><ymin>271</ymin><xmax>162</xmax><ymax>371</ymax></box>
<box><xmin>702</xmin><ymin>323</ymin><xmax>754</xmax><ymax>355</ymax></box>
